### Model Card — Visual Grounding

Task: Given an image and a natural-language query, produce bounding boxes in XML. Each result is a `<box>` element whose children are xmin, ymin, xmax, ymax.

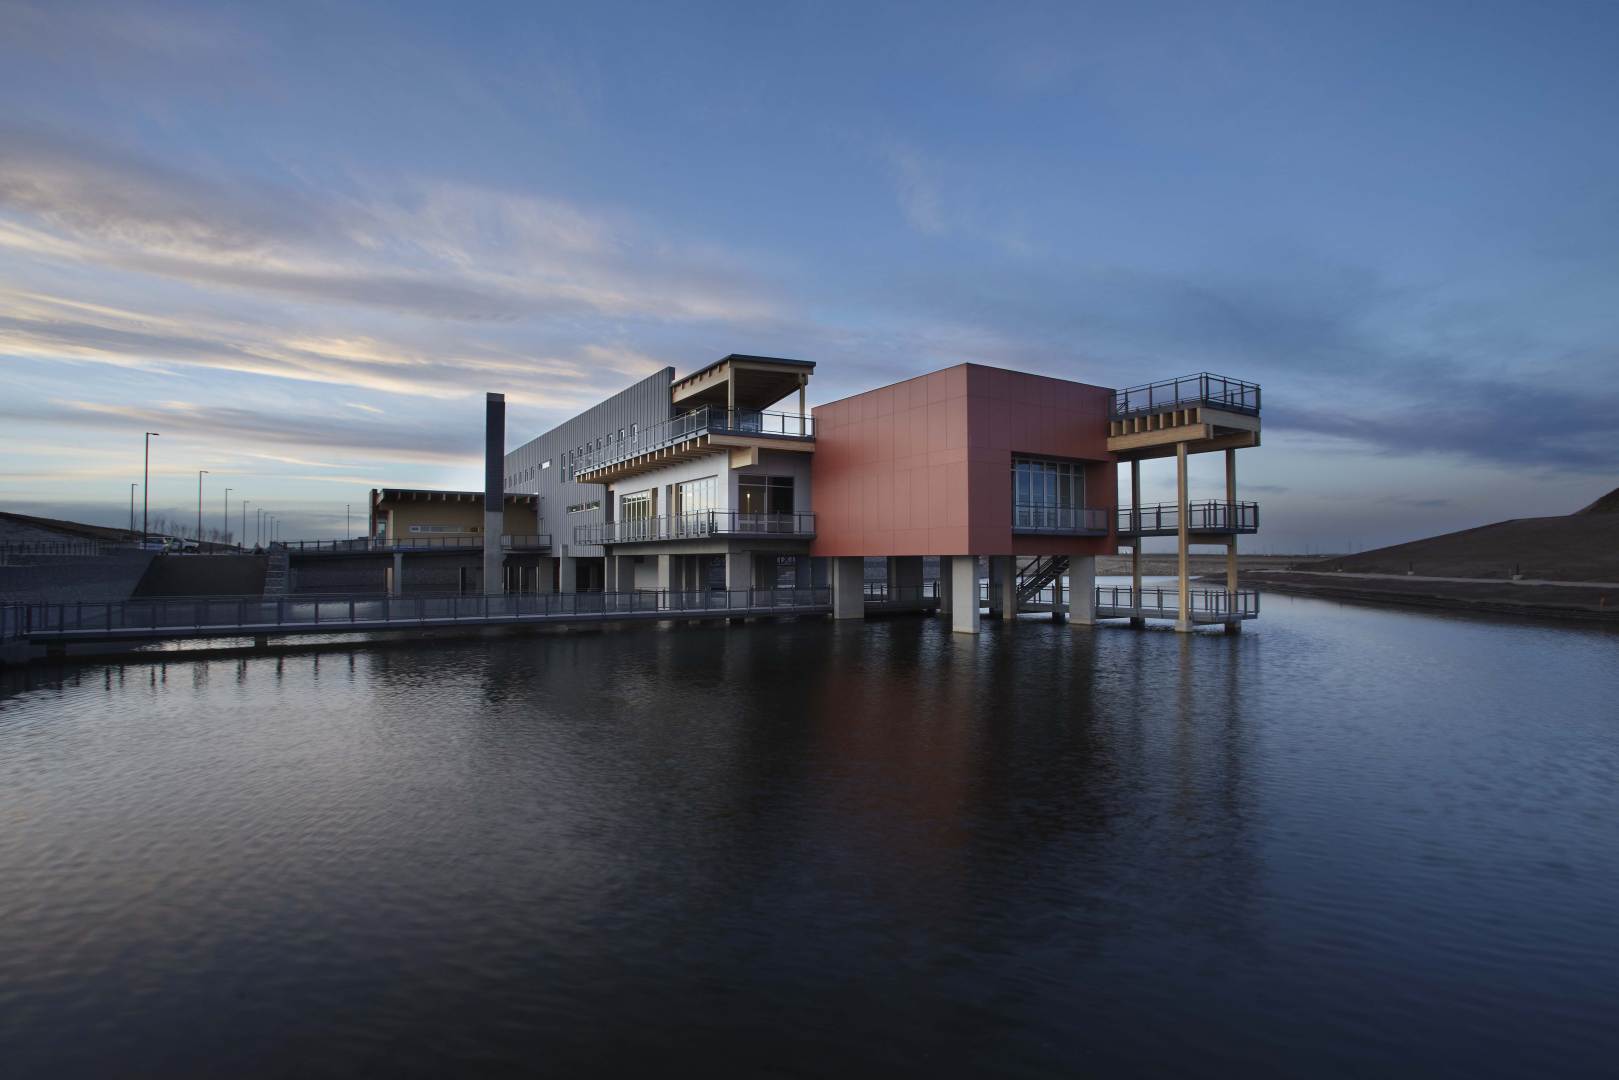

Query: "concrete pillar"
<box><xmin>1175</xmin><ymin>440</ymin><xmax>1193</xmax><ymax>633</ymax></box>
<box><xmin>725</xmin><ymin>550</ymin><xmax>750</xmax><ymax>594</ymax></box>
<box><xmin>832</xmin><ymin>556</ymin><xmax>865</xmax><ymax>619</ymax></box>
<box><xmin>483</xmin><ymin>392</ymin><xmax>506</xmax><ymax>594</ymax></box>
<box><xmin>890</xmin><ymin>555</ymin><xmax>924</xmax><ymax>609</ymax></box>
<box><xmin>996</xmin><ymin>555</ymin><xmax>1017</xmax><ymax>620</ymax></box>
<box><xmin>655</xmin><ymin>554</ymin><xmax>673</xmax><ymax>591</ymax></box>
<box><xmin>390</xmin><ymin>552</ymin><xmax>403</xmax><ymax>597</ymax></box>
<box><xmin>1226</xmin><ymin>447</ymin><xmax>1241</xmax><ymax>634</ymax></box>
<box><xmin>558</xmin><ymin>555</ymin><xmax>578</xmax><ymax>594</ymax></box>
<box><xmin>1130</xmin><ymin>458</ymin><xmax>1144</xmax><ymax>628</ymax></box>
<box><xmin>949</xmin><ymin>556</ymin><xmax>979</xmax><ymax>634</ymax></box>
<box><xmin>1070</xmin><ymin>555</ymin><xmax>1096</xmax><ymax>626</ymax></box>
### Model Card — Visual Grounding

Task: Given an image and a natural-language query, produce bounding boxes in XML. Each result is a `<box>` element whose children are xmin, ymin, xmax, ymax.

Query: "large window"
<box><xmin>620</xmin><ymin>490</ymin><xmax>654</xmax><ymax>541</ymax></box>
<box><xmin>738</xmin><ymin>475</ymin><xmax>794</xmax><ymax>517</ymax></box>
<box><xmin>674</xmin><ymin>475</ymin><xmax>719</xmax><ymax>516</ymax></box>
<box><xmin>1012</xmin><ymin>456</ymin><xmax>1091</xmax><ymax>532</ymax></box>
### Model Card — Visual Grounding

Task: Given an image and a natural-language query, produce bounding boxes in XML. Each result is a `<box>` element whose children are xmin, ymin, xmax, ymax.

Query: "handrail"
<box><xmin>8</xmin><ymin>587</ymin><xmax>836</xmax><ymax>641</ymax></box>
<box><xmin>1011</xmin><ymin>505</ymin><xmax>1108</xmax><ymax>534</ymax></box>
<box><xmin>1117</xmin><ymin>501</ymin><xmax>1259</xmax><ymax>534</ymax></box>
<box><xmin>272</xmin><ymin>535</ymin><xmax>552</xmax><ymax>554</ymax></box>
<box><xmin>576</xmin><ymin>511</ymin><xmax>816</xmax><ymax>546</ymax></box>
<box><xmin>1109</xmin><ymin>373</ymin><xmax>1260</xmax><ymax>419</ymax></box>
<box><xmin>1093</xmin><ymin>585</ymin><xmax>1260</xmax><ymax>617</ymax></box>
<box><xmin>576</xmin><ymin>405</ymin><xmax>814</xmax><ymax>476</ymax></box>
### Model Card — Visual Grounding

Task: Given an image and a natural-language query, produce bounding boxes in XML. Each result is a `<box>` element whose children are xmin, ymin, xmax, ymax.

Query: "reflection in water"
<box><xmin>1</xmin><ymin>600</ymin><xmax>1618</xmax><ymax>1076</ymax></box>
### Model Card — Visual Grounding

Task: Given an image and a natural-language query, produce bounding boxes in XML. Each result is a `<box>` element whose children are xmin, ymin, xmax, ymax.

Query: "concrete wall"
<box><xmin>810</xmin><ymin>363</ymin><xmax>1117</xmax><ymax>558</ymax></box>
<box><xmin>132</xmin><ymin>554</ymin><xmax>267</xmax><ymax>597</ymax></box>
<box><xmin>379</xmin><ymin>498</ymin><xmax>539</xmax><ymax>541</ymax></box>
<box><xmin>0</xmin><ymin>550</ymin><xmax>155</xmax><ymax>603</ymax></box>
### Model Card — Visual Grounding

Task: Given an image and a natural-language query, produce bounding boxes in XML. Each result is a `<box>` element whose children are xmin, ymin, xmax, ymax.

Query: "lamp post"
<box><xmin>346</xmin><ymin>503</ymin><xmax>351</xmax><ymax>539</ymax></box>
<box><xmin>142</xmin><ymin>432</ymin><xmax>160</xmax><ymax>543</ymax></box>
<box><xmin>256</xmin><ymin>508</ymin><xmax>264</xmax><ymax>546</ymax></box>
<box><xmin>129</xmin><ymin>483</ymin><xmax>138</xmax><ymax>539</ymax></box>
<box><xmin>223</xmin><ymin>488</ymin><xmax>232</xmax><ymax>547</ymax></box>
<box><xmin>196</xmin><ymin>470</ymin><xmax>208</xmax><ymax>547</ymax></box>
<box><xmin>241</xmin><ymin>500</ymin><xmax>249</xmax><ymax>550</ymax></box>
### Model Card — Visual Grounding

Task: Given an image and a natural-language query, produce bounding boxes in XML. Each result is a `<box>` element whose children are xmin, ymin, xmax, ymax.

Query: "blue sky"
<box><xmin>1</xmin><ymin>0</ymin><xmax>1615</xmax><ymax>548</ymax></box>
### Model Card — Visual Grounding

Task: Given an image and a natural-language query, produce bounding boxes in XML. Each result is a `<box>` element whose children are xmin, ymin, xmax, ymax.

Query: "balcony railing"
<box><xmin>1109</xmin><ymin>373</ymin><xmax>1260</xmax><ymax>420</ymax></box>
<box><xmin>575</xmin><ymin>511</ymin><xmax>816</xmax><ymax>546</ymax></box>
<box><xmin>1116</xmin><ymin>501</ymin><xmax>1259</xmax><ymax>536</ymax></box>
<box><xmin>1011</xmin><ymin>504</ymin><xmax>1109</xmax><ymax>535</ymax></box>
<box><xmin>274</xmin><ymin>535</ymin><xmax>552</xmax><ymax>555</ymax></box>
<box><xmin>576</xmin><ymin>406</ymin><xmax>814</xmax><ymax>476</ymax></box>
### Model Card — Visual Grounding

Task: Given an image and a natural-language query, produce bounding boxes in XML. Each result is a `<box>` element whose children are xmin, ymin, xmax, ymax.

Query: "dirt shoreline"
<box><xmin>1222</xmin><ymin>572</ymin><xmax>1619</xmax><ymax>625</ymax></box>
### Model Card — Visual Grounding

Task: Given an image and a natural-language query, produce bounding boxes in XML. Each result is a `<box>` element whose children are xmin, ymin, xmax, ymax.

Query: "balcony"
<box><xmin>1109</xmin><ymin>373</ymin><xmax>1260</xmax><ymax>420</ymax></box>
<box><xmin>1094</xmin><ymin>585</ymin><xmax>1260</xmax><ymax>623</ymax></box>
<box><xmin>575</xmin><ymin>406</ymin><xmax>814</xmax><ymax>484</ymax></box>
<box><xmin>1116</xmin><ymin>501</ymin><xmax>1259</xmax><ymax>538</ymax></box>
<box><xmin>575</xmin><ymin>510</ymin><xmax>816</xmax><ymax>546</ymax></box>
<box><xmin>1011</xmin><ymin>504</ymin><xmax>1109</xmax><ymax>536</ymax></box>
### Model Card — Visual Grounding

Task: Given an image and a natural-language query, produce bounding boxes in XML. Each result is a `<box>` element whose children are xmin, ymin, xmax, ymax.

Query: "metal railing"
<box><xmin>576</xmin><ymin>511</ymin><xmax>815</xmax><ymax>546</ymax></box>
<box><xmin>1117</xmin><ymin>502</ymin><xmax>1259</xmax><ymax>536</ymax></box>
<box><xmin>1093</xmin><ymin>585</ymin><xmax>1260</xmax><ymax>619</ymax></box>
<box><xmin>0</xmin><ymin>540</ymin><xmax>140</xmax><ymax>557</ymax></box>
<box><xmin>1109</xmin><ymin>373</ymin><xmax>1260</xmax><ymax>419</ymax></box>
<box><xmin>8</xmin><ymin>587</ymin><xmax>835</xmax><ymax>642</ymax></box>
<box><xmin>272</xmin><ymin>535</ymin><xmax>552</xmax><ymax>555</ymax></box>
<box><xmin>861</xmin><ymin>581</ymin><xmax>941</xmax><ymax>605</ymax></box>
<box><xmin>1011</xmin><ymin>505</ymin><xmax>1108</xmax><ymax>534</ymax></box>
<box><xmin>576</xmin><ymin>405</ymin><xmax>814</xmax><ymax>476</ymax></box>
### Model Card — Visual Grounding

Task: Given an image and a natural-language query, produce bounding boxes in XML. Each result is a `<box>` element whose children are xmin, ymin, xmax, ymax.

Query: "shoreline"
<box><xmin>1223</xmin><ymin>571</ymin><xmax>1619</xmax><ymax>625</ymax></box>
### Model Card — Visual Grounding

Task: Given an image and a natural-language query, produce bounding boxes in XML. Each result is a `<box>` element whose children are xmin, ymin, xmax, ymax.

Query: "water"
<box><xmin>2</xmin><ymin>589</ymin><xmax>1617</xmax><ymax>1077</ymax></box>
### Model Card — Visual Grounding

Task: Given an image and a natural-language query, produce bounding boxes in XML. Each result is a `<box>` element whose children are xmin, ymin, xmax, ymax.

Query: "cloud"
<box><xmin>881</xmin><ymin>142</ymin><xmax>947</xmax><ymax>235</ymax></box>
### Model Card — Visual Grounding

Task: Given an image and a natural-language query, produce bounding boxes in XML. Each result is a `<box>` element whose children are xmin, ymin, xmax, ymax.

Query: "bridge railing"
<box><xmin>272</xmin><ymin>535</ymin><xmax>553</xmax><ymax>555</ymax></box>
<box><xmin>10</xmin><ymin>587</ymin><xmax>836</xmax><ymax>639</ymax></box>
<box><xmin>1093</xmin><ymin>585</ymin><xmax>1260</xmax><ymax>618</ymax></box>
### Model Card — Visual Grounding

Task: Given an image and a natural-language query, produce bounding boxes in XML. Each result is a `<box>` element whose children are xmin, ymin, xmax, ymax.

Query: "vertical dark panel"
<box><xmin>485</xmin><ymin>393</ymin><xmax>506</xmax><ymax>513</ymax></box>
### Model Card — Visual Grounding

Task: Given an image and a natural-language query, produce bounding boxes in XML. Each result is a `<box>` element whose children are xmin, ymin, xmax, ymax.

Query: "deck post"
<box><xmin>391</xmin><ymin>552</ymin><xmax>403</xmax><ymax>597</ymax></box>
<box><xmin>1175</xmin><ymin>440</ymin><xmax>1194</xmax><ymax>633</ymax></box>
<box><xmin>1225</xmin><ymin>447</ymin><xmax>1242</xmax><ymax>634</ymax></box>
<box><xmin>949</xmin><ymin>556</ymin><xmax>979</xmax><ymax>634</ymax></box>
<box><xmin>1130</xmin><ymin>459</ymin><xmax>1144</xmax><ymax>628</ymax></box>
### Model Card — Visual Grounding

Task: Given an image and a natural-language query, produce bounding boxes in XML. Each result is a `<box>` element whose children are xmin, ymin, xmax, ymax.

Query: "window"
<box><xmin>620</xmin><ymin>490</ymin><xmax>654</xmax><ymax>541</ymax></box>
<box><xmin>566</xmin><ymin>500</ymin><xmax>602</xmax><ymax>514</ymax></box>
<box><xmin>542</xmin><ymin>460</ymin><xmax>551</xmax><ymax>470</ymax></box>
<box><xmin>1011</xmin><ymin>456</ymin><xmax>1087</xmax><ymax>531</ymax></box>
<box><xmin>408</xmin><ymin>524</ymin><xmax>469</xmax><ymax>534</ymax></box>
<box><xmin>631</xmin><ymin>422</ymin><xmax>639</xmax><ymax>444</ymax></box>
<box><xmin>738</xmin><ymin>475</ymin><xmax>794</xmax><ymax>517</ymax></box>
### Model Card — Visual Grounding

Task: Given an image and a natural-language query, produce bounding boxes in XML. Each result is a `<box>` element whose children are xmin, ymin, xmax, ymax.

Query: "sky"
<box><xmin>1</xmin><ymin>0</ymin><xmax>1615</xmax><ymax>550</ymax></box>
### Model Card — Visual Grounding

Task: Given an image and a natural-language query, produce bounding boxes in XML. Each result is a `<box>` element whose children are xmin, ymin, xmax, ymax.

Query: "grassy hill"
<box><xmin>1299</xmin><ymin>486</ymin><xmax>1619</xmax><ymax>582</ymax></box>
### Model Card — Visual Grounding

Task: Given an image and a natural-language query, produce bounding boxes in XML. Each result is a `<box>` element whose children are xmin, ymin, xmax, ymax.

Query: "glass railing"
<box><xmin>1010</xmin><ymin>505</ymin><xmax>1108</xmax><ymax>534</ymax></box>
<box><xmin>576</xmin><ymin>406</ymin><xmax>814</xmax><ymax>475</ymax></box>
<box><xmin>575</xmin><ymin>511</ymin><xmax>816</xmax><ymax>546</ymax></box>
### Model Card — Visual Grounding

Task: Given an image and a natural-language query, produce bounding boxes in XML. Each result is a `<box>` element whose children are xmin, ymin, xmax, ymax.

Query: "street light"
<box><xmin>196</xmin><ymin>470</ymin><xmax>209</xmax><ymax>548</ymax></box>
<box><xmin>223</xmin><ymin>487</ymin><xmax>232</xmax><ymax>547</ymax></box>
<box><xmin>142</xmin><ymin>432</ymin><xmax>159</xmax><ymax>544</ymax></box>
<box><xmin>346</xmin><ymin>503</ymin><xmax>351</xmax><ymax>539</ymax></box>
<box><xmin>256</xmin><ymin>508</ymin><xmax>264</xmax><ymax>546</ymax></box>
<box><xmin>129</xmin><ymin>483</ymin><xmax>138</xmax><ymax>538</ymax></box>
<box><xmin>241</xmin><ymin>500</ymin><xmax>249</xmax><ymax>550</ymax></box>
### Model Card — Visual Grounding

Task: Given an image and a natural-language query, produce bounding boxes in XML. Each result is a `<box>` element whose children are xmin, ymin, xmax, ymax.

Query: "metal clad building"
<box><xmin>502</xmin><ymin>368</ymin><xmax>675</xmax><ymax>562</ymax></box>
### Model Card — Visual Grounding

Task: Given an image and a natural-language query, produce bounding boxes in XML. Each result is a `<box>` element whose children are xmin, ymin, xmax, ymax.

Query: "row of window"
<box><xmin>617</xmin><ymin>475</ymin><xmax>797</xmax><ymax>520</ymax></box>
<box><xmin>1012</xmin><ymin>456</ymin><xmax>1085</xmax><ymax>508</ymax></box>
<box><xmin>505</xmin><ymin>423</ymin><xmax>644</xmax><ymax>488</ymax></box>
<box><xmin>566</xmin><ymin>500</ymin><xmax>603</xmax><ymax>515</ymax></box>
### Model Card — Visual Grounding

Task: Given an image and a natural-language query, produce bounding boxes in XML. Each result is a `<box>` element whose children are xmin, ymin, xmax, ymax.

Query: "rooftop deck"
<box><xmin>1109</xmin><ymin>373</ymin><xmax>1261</xmax><ymax>420</ymax></box>
<box><xmin>575</xmin><ymin>406</ymin><xmax>814</xmax><ymax>484</ymax></box>
<box><xmin>575</xmin><ymin>511</ymin><xmax>815</xmax><ymax>547</ymax></box>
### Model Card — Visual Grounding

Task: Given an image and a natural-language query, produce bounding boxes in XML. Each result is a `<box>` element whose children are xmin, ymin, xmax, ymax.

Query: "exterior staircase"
<box><xmin>1016</xmin><ymin>555</ymin><xmax>1068</xmax><ymax>606</ymax></box>
<box><xmin>263</xmin><ymin>543</ymin><xmax>290</xmax><ymax>596</ymax></box>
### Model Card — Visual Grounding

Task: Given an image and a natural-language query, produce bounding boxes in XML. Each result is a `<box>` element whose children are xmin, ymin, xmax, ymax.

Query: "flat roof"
<box><xmin>675</xmin><ymin>353</ymin><xmax>815</xmax><ymax>385</ymax></box>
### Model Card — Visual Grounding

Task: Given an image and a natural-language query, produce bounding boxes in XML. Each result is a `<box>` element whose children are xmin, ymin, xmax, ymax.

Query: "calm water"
<box><xmin>2</xmin><ymin>587</ymin><xmax>1617</xmax><ymax>1077</ymax></box>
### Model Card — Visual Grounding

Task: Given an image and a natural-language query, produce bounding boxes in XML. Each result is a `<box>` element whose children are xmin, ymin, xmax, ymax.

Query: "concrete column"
<box><xmin>1175</xmin><ymin>440</ymin><xmax>1193</xmax><ymax>633</ymax></box>
<box><xmin>890</xmin><ymin>555</ymin><xmax>924</xmax><ymax>609</ymax></box>
<box><xmin>725</xmin><ymin>550</ymin><xmax>751</xmax><ymax>594</ymax></box>
<box><xmin>1226</xmin><ymin>447</ymin><xmax>1241</xmax><ymax>633</ymax></box>
<box><xmin>997</xmin><ymin>555</ymin><xmax>1017</xmax><ymax>620</ymax></box>
<box><xmin>390</xmin><ymin>552</ymin><xmax>403</xmax><ymax>597</ymax></box>
<box><xmin>1069</xmin><ymin>555</ymin><xmax>1096</xmax><ymax>626</ymax></box>
<box><xmin>655</xmin><ymin>554</ymin><xmax>673</xmax><ymax>590</ymax></box>
<box><xmin>558</xmin><ymin>555</ymin><xmax>578</xmax><ymax>594</ymax></box>
<box><xmin>1130</xmin><ymin>458</ymin><xmax>1144</xmax><ymax>628</ymax></box>
<box><xmin>949</xmin><ymin>556</ymin><xmax>979</xmax><ymax>634</ymax></box>
<box><xmin>832</xmin><ymin>556</ymin><xmax>865</xmax><ymax>619</ymax></box>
